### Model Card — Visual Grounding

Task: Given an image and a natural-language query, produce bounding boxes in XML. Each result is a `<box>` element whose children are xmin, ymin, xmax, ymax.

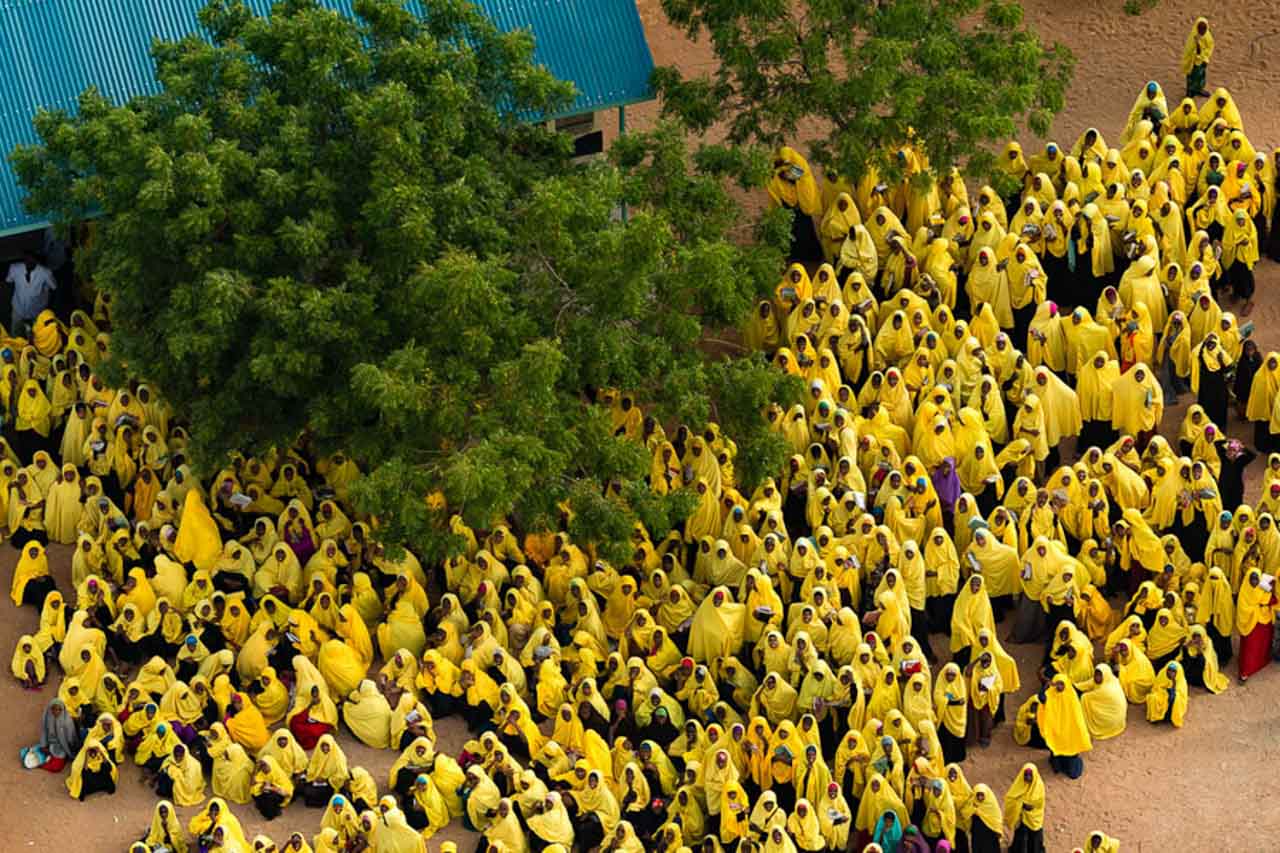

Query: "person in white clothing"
<box><xmin>6</xmin><ymin>252</ymin><xmax>57</xmax><ymax>333</ymax></box>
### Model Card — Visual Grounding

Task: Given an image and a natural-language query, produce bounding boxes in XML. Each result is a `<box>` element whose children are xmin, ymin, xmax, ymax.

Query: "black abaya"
<box><xmin>1267</xmin><ymin>172</ymin><xmax>1280</xmax><ymax>261</ymax></box>
<box><xmin>1196</xmin><ymin>357</ymin><xmax>1229</xmax><ymax>429</ymax></box>
<box><xmin>970</xmin><ymin>819</ymin><xmax>1003</xmax><ymax>853</ymax></box>
<box><xmin>1010</xmin><ymin>824</ymin><xmax>1046</xmax><ymax>853</ymax></box>
<box><xmin>1215</xmin><ymin>441</ymin><xmax>1256</xmax><ymax>512</ymax></box>
<box><xmin>939</xmin><ymin>724</ymin><xmax>966</xmax><ymax>763</ymax></box>
<box><xmin>1181</xmin><ymin>652</ymin><xmax>1207</xmax><ymax>689</ymax></box>
<box><xmin>77</xmin><ymin>764</ymin><xmax>116</xmax><ymax>800</ymax></box>
<box><xmin>785</xmin><ymin>206</ymin><xmax>823</xmax><ymax>264</ymax></box>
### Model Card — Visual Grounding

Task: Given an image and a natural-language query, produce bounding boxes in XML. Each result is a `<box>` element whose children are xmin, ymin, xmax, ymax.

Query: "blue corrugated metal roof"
<box><xmin>0</xmin><ymin>0</ymin><xmax>655</xmax><ymax>235</ymax></box>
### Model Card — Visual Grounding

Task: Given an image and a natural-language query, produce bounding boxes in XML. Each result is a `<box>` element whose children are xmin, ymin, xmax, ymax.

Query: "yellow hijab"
<box><xmin>1003</xmin><ymin>763</ymin><xmax>1045</xmax><ymax>831</ymax></box>
<box><xmin>306</xmin><ymin>734</ymin><xmax>350</xmax><ymax>789</ymax></box>
<box><xmin>161</xmin><ymin>744</ymin><xmax>207</xmax><ymax>806</ymax></box>
<box><xmin>10</xmin><ymin>542</ymin><xmax>50</xmax><ymax>606</ymax></box>
<box><xmin>66</xmin><ymin>739</ymin><xmax>116</xmax><ymax>799</ymax></box>
<box><xmin>344</xmin><ymin>679</ymin><xmax>393</xmax><ymax>749</ymax></box>
<box><xmin>174</xmin><ymin>490</ymin><xmax>223</xmax><ymax>571</ymax></box>
<box><xmin>1146</xmin><ymin>660</ymin><xmax>1189</xmax><ymax>727</ymax></box>
<box><xmin>1036</xmin><ymin>675</ymin><xmax>1093</xmax><ymax>756</ymax></box>
<box><xmin>145</xmin><ymin>801</ymin><xmax>188</xmax><ymax>853</ymax></box>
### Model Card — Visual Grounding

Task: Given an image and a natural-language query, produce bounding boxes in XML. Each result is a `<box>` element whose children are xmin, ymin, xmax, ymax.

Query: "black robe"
<box><xmin>1215</xmin><ymin>441</ymin><xmax>1256</xmax><ymax>512</ymax></box>
<box><xmin>1196</xmin><ymin>354</ymin><xmax>1230</xmax><ymax>429</ymax></box>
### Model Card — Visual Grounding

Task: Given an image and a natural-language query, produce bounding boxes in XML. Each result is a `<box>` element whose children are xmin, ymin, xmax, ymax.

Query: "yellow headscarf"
<box><xmin>1236</xmin><ymin>568</ymin><xmax>1275</xmax><ymax>635</ymax></box>
<box><xmin>174</xmin><ymin>490</ymin><xmax>223</xmax><ymax>571</ymax></box>
<box><xmin>1036</xmin><ymin>674</ymin><xmax>1093</xmax><ymax>756</ymax></box>
<box><xmin>206</xmin><ymin>722</ymin><xmax>254</xmax><ymax>804</ymax></box>
<box><xmin>768</xmin><ymin>147</ymin><xmax>823</xmax><ymax>217</ymax></box>
<box><xmin>291</xmin><ymin>654</ymin><xmax>339</xmax><ymax>726</ymax></box>
<box><xmin>1184</xmin><ymin>624</ymin><xmax>1229</xmax><ymax>693</ymax></box>
<box><xmin>933</xmin><ymin>662</ymin><xmax>967</xmax><ymax>738</ymax></box>
<box><xmin>136</xmin><ymin>720</ymin><xmax>181</xmax><ymax>766</ymax></box>
<box><xmin>12</xmin><ymin>633</ymin><xmax>45</xmax><ymax>684</ymax></box>
<box><xmin>161</xmin><ymin>744</ymin><xmax>208</xmax><ymax>806</ymax></box>
<box><xmin>304</xmin><ymin>734</ymin><xmax>350</xmax><ymax>790</ymax></box>
<box><xmin>65</xmin><ymin>738</ymin><xmax>117</xmax><ymax>805</ymax></box>
<box><xmin>188</xmin><ymin>798</ymin><xmax>249</xmax><ymax>849</ymax></box>
<box><xmin>10</xmin><ymin>541</ymin><xmax>51</xmax><ymax>607</ymax></box>
<box><xmin>1114</xmin><ymin>640</ymin><xmax>1155</xmax><ymax>703</ymax></box>
<box><xmin>226</xmin><ymin>692</ymin><xmax>270</xmax><ymax>752</ymax></box>
<box><xmin>1146</xmin><ymin>660</ymin><xmax>1189</xmax><ymax>727</ymax></box>
<box><xmin>1181</xmin><ymin>17</ymin><xmax>1214</xmax><ymax>74</ymax></box>
<box><xmin>16</xmin><ymin>379</ymin><xmax>52</xmax><ymax>436</ymax></box>
<box><xmin>1003</xmin><ymin>763</ymin><xmax>1045</xmax><ymax>831</ymax></box>
<box><xmin>1078</xmin><ymin>664</ymin><xmax>1126</xmax><ymax>741</ymax></box>
<box><xmin>251</xmin><ymin>755</ymin><xmax>295</xmax><ymax>806</ymax></box>
<box><xmin>145</xmin><ymin>800</ymin><xmax>188</xmax><ymax>853</ymax></box>
<box><xmin>343</xmin><ymin>679</ymin><xmax>393</xmax><ymax>749</ymax></box>
<box><xmin>1145</xmin><ymin>608</ymin><xmax>1188</xmax><ymax>660</ymax></box>
<box><xmin>854</xmin><ymin>773</ymin><xmax>907</xmax><ymax>831</ymax></box>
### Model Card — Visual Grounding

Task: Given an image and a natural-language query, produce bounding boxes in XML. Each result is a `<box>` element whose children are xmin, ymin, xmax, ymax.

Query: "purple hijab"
<box><xmin>931</xmin><ymin>457</ymin><xmax>962</xmax><ymax>510</ymax></box>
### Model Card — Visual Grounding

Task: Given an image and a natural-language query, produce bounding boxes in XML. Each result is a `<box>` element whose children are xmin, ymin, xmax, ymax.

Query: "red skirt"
<box><xmin>289</xmin><ymin>710</ymin><xmax>334</xmax><ymax>750</ymax></box>
<box><xmin>1238</xmin><ymin>622</ymin><xmax>1273</xmax><ymax>679</ymax></box>
<box><xmin>39</xmin><ymin>755</ymin><xmax>67</xmax><ymax>773</ymax></box>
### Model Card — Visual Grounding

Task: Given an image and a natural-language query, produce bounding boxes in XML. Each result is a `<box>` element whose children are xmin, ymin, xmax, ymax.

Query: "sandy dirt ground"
<box><xmin>4</xmin><ymin>0</ymin><xmax>1280</xmax><ymax>850</ymax></box>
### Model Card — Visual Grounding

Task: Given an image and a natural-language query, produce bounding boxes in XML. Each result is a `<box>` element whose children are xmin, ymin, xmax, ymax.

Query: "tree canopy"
<box><xmin>653</xmin><ymin>0</ymin><xmax>1075</xmax><ymax>190</ymax></box>
<box><xmin>11</xmin><ymin>0</ymin><xmax>799</xmax><ymax>561</ymax></box>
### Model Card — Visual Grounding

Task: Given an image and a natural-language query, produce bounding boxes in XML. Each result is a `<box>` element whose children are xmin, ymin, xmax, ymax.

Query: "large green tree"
<box><xmin>653</xmin><ymin>0</ymin><xmax>1075</xmax><ymax>189</ymax></box>
<box><xmin>11</xmin><ymin>0</ymin><xmax>799</xmax><ymax>561</ymax></box>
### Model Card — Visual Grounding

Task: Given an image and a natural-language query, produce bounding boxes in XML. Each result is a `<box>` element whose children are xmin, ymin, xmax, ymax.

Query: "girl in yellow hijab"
<box><xmin>45</xmin><ymin>463</ymin><xmax>81</xmax><ymax>544</ymax></box>
<box><xmin>478</xmin><ymin>794</ymin><xmax>522</xmax><ymax>845</ymax></box>
<box><xmin>1079</xmin><ymin>663</ymin><xmax>1127</xmax><ymax>742</ymax></box>
<box><xmin>218</xmin><ymin>691</ymin><xmax>267</xmax><ymax>753</ymax></box>
<box><xmin>688</xmin><ymin>586</ymin><xmax>746</xmax><ymax>663</ymax></box>
<box><xmin>1145</xmin><ymin>607</ymin><xmax>1188</xmax><ymax>670</ymax></box>
<box><xmin>966</xmin><ymin>646</ymin><xmax>1005</xmax><ymax>751</ymax></box>
<box><xmin>66</xmin><ymin>739</ymin><xmax>117</xmax><ymax>800</ymax></box>
<box><xmin>11</xmin><ymin>632</ymin><xmax>45</xmax><ymax>687</ymax></box>
<box><xmin>769</xmin><ymin>147</ymin><xmax>823</xmax><ymax>218</ymax></box>
<box><xmin>11</xmin><ymin>541</ymin><xmax>53</xmax><ymax>607</ymax></box>
<box><xmin>158</xmin><ymin>741</ymin><xmax>206</xmax><ymax>806</ymax></box>
<box><xmin>205</xmin><ymin>722</ymin><xmax>254</xmax><ymax>803</ymax></box>
<box><xmin>144</xmin><ymin>800</ymin><xmax>188</xmax><ymax>853</ymax></box>
<box><xmin>1236</xmin><ymin>567</ymin><xmax>1276</xmax><ymax>681</ymax></box>
<box><xmin>377</xmin><ymin>596</ymin><xmax>427</xmax><ymax>660</ymax></box>
<box><xmin>343</xmin><ymin>679</ymin><xmax>393</xmax><ymax>749</ymax></box>
<box><xmin>1182</xmin><ymin>623</ymin><xmax>1229</xmax><ymax>694</ymax></box>
<box><xmin>301</xmin><ymin>733</ymin><xmax>350</xmax><ymax>804</ymax></box>
<box><xmin>1003</xmin><ymin>763</ymin><xmax>1045</xmax><ymax>851</ymax></box>
<box><xmin>116</xmin><ymin>566</ymin><xmax>158</xmax><ymax>619</ymax></box>
<box><xmin>1037</xmin><ymin>674</ymin><xmax>1092</xmax><ymax>778</ymax></box>
<box><xmin>136</xmin><ymin>719</ymin><xmax>181</xmax><ymax>770</ymax></box>
<box><xmin>402</xmin><ymin>773</ymin><xmax>450</xmax><ymax>839</ymax></box>
<box><xmin>1113</xmin><ymin>639</ymin><xmax>1155</xmax><ymax>703</ymax></box>
<box><xmin>1182</xmin><ymin>17</ymin><xmax>1213</xmax><ymax>97</ymax></box>
<box><xmin>316</xmin><ymin>632</ymin><xmax>365</xmax><ymax>699</ymax></box>
<box><xmin>188</xmin><ymin>797</ymin><xmax>249</xmax><ymax>850</ymax></box>
<box><xmin>249</xmin><ymin>756</ymin><xmax>294</xmax><ymax>817</ymax></box>
<box><xmin>931</xmin><ymin>662</ymin><xmax>968</xmax><ymax>764</ymax></box>
<box><xmin>1223</xmin><ymin>207</ymin><xmax>1260</xmax><ymax>310</ymax></box>
<box><xmin>855</xmin><ymin>772</ymin><xmax>908</xmax><ymax>835</ymax></box>
<box><xmin>15</xmin><ymin>378</ymin><xmax>53</xmax><ymax>447</ymax></box>
<box><xmin>388</xmin><ymin>736</ymin><xmax>438</xmax><ymax>801</ymax></box>
<box><xmin>787</xmin><ymin>798</ymin><xmax>824</xmax><ymax>853</ymax></box>
<box><xmin>1146</xmin><ymin>660</ymin><xmax>1190</xmax><ymax>727</ymax></box>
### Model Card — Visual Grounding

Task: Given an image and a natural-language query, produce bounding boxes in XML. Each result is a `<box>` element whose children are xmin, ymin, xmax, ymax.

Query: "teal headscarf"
<box><xmin>873</xmin><ymin>810</ymin><xmax>904</xmax><ymax>853</ymax></box>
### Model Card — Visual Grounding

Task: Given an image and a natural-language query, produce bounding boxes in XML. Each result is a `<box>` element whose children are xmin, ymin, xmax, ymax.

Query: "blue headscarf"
<box><xmin>873</xmin><ymin>809</ymin><xmax>904</xmax><ymax>853</ymax></box>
